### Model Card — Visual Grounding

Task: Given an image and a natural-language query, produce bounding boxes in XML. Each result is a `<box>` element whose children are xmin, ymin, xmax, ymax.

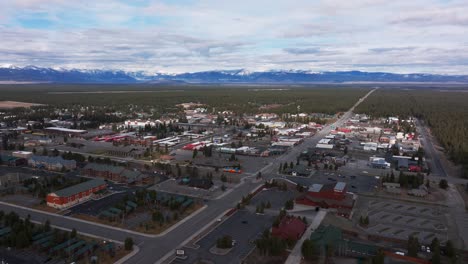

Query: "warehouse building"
<box><xmin>46</xmin><ymin>179</ymin><xmax>107</xmax><ymax>209</ymax></box>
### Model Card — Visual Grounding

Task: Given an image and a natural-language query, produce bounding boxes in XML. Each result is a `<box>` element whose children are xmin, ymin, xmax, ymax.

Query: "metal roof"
<box><xmin>44</xmin><ymin>127</ymin><xmax>87</xmax><ymax>133</ymax></box>
<box><xmin>51</xmin><ymin>179</ymin><xmax>106</xmax><ymax>197</ymax></box>
<box><xmin>334</xmin><ymin>182</ymin><xmax>346</xmax><ymax>192</ymax></box>
<box><xmin>308</xmin><ymin>184</ymin><xmax>323</xmax><ymax>193</ymax></box>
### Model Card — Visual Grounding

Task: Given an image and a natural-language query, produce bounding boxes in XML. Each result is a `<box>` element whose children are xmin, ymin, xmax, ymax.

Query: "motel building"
<box><xmin>46</xmin><ymin>179</ymin><xmax>107</xmax><ymax>209</ymax></box>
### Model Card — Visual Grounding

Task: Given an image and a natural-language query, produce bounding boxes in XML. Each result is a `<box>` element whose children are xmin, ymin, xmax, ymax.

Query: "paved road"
<box><xmin>415</xmin><ymin>119</ymin><xmax>447</xmax><ymax>177</ymax></box>
<box><xmin>0</xmin><ymin>88</ymin><xmax>377</xmax><ymax>264</ymax></box>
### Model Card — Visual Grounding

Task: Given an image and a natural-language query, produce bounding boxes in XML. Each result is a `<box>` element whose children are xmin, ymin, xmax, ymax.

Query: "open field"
<box><xmin>0</xmin><ymin>100</ymin><xmax>44</xmax><ymax>109</ymax></box>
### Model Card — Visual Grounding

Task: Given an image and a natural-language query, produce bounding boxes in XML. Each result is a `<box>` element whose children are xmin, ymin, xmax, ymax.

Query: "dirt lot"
<box><xmin>0</xmin><ymin>100</ymin><xmax>44</xmax><ymax>109</ymax></box>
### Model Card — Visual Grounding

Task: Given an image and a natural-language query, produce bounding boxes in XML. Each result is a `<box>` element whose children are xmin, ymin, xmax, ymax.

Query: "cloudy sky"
<box><xmin>0</xmin><ymin>0</ymin><xmax>467</xmax><ymax>74</ymax></box>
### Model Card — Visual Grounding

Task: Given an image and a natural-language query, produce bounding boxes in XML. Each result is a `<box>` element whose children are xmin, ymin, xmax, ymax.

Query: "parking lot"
<box><xmin>173</xmin><ymin>149</ymin><xmax>275</xmax><ymax>175</ymax></box>
<box><xmin>150</xmin><ymin>178</ymin><xmax>238</xmax><ymax>200</ymax></box>
<box><xmin>175</xmin><ymin>210</ymin><xmax>275</xmax><ymax>264</ymax></box>
<box><xmin>362</xmin><ymin>199</ymin><xmax>448</xmax><ymax>245</ymax></box>
<box><xmin>67</xmin><ymin>190</ymin><xmax>132</xmax><ymax>217</ymax></box>
<box><xmin>250</xmin><ymin>189</ymin><xmax>297</xmax><ymax>210</ymax></box>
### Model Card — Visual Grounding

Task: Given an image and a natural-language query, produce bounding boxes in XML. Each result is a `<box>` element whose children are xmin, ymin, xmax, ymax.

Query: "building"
<box><xmin>46</xmin><ymin>179</ymin><xmax>107</xmax><ymax>209</ymax></box>
<box><xmin>179</xmin><ymin>178</ymin><xmax>213</xmax><ymax>189</ymax></box>
<box><xmin>82</xmin><ymin>163</ymin><xmax>149</xmax><ymax>184</ymax></box>
<box><xmin>0</xmin><ymin>154</ymin><xmax>27</xmax><ymax>166</ymax></box>
<box><xmin>284</xmin><ymin>164</ymin><xmax>310</xmax><ymax>177</ymax></box>
<box><xmin>12</xmin><ymin>151</ymin><xmax>33</xmax><ymax>159</ymax></box>
<box><xmin>369</xmin><ymin>157</ymin><xmax>390</xmax><ymax>169</ymax></box>
<box><xmin>28</xmin><ymin>156</ymin><xmax>76</xmax><ymax>171</ymax></box>
<box><xmin>296</xmin><ymin>182</ymin><xmax>355</xmax><ymax>217</ymax></box>
<box><xmin>125</xmin><ymin>119</ymin><xmax>158</xmax><ymax>128</ymax></box>
<box><xmin>271</xmin><ymin>215</ymin><xmax>307</xmax><ymax>241</ymax></box>
<box><xmin>309</xmin><ymin>182</ymin><xmax>347</xmax><ymax>200</ymax></box>
<box><xmin>310</xmin><ymin>225</ymin><xmax>378</xmax><ymax>257</ymax></box>
<box><xmin>44</xmin><ymin>127</ymin><xmax>87</xmax><ymax>136</ymax></box>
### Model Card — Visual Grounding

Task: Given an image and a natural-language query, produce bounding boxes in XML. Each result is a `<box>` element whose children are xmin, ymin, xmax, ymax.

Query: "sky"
<box><xmin>0</xmin><ymin>0</ymin><xmax>467</xmax><ymax>74</ymax></box>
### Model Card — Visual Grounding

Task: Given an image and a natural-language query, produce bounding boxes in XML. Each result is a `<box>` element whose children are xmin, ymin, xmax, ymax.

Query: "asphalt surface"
<box><xmin>416</xmin><ymin>119</ymin><xmax>447</xmax><ymax>177</ymax></box>
<box><xmin>0</xmin><ymin>88</ymin><xmax>377</xmax><ymax>264</ymax></box>
<box><xmin>177</xmin><ymin>210</ymin><xmax>274</xmax><ymax>264</ymax></box>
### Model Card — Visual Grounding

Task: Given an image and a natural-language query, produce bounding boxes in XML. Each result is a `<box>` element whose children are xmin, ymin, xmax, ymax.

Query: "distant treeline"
<box><xmin>356</xmin><ymin>89</ymin><xmax>468</xmax><ymax>178</ymax></box>
<box><xmin>0</xmin><ymin>85</ymin><xmax>369</xmax><ymax>115</ymax></box>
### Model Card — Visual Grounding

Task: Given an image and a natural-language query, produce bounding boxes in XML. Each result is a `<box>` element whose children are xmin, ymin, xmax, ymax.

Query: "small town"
<box><xmin>0</xmin><ymin>85</ymin><xmax>467</xmax><ymax>264</ymax></box>
<box><xmin>1</xmin><ymin>1</ymin><xmax>468</xmax><ymax>264</ymax></box>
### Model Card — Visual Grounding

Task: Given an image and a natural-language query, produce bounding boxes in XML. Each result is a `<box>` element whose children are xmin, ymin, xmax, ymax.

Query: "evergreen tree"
<box><xmin>124</xmin><ymin>237</ymin><xmax>134</xmax><ymax>251</ymax></box>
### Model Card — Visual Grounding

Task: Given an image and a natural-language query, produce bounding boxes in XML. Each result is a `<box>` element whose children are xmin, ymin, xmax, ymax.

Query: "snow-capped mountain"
<box><xmin>1</xmin><ymin>66</ymin><xmax>468</xmax><ymax>84</ymax></box>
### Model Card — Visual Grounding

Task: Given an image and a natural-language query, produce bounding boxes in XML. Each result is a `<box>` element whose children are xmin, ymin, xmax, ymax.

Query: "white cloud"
<box><xmin>0</xmin><ymin>0</ymin><xmax>467</xmax><ymax>74</ymax></box>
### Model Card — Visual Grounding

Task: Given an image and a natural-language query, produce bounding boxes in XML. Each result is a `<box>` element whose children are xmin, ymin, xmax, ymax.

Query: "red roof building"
<box><xmin>271</xmin><ymin>216</ymin><xmax>307</xmax><ymax>241</ymax></box>
<box><xmin>46</xmin><ymin>179</ymin><xmax>107</xmax><ymax>209</ymax></box>
<box><xmin>336</xmin><ymin>128</ymin><xmax>352</xmax><ymax>133</ymax></box>
<box><xmin>296</xmin><ymin>182</ymin><xmax>355</xmax><ymax>218</ymax></box>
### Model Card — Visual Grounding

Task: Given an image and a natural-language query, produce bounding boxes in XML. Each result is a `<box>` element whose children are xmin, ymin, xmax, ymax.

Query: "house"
<box><xmin>28</xmin><ymin>156</ymin><xmax>76</xmax><ymax>171</ymax></box>
<box><xmin>271</xmin><ymin>215</ymin><xmax>307</xmax><ymax>241</ymax></box>
<box><xmin>46</xmin><ymin>179</ymin><xmax>107</xmax><ymax>209</ymax></box>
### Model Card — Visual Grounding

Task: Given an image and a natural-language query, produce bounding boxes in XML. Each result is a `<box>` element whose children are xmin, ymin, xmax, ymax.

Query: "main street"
<box><xmin>415</xmin><ymin>119</ymin><xmax>447</xmax><ymax>177</ymax></box>
<box><xmin>0</xmin><ymin>88</ymin><xmax>377</xmax><ymax>264</ymax></box>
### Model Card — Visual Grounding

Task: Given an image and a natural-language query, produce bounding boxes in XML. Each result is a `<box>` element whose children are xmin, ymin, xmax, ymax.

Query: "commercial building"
<box><xmin>28</xmin><ymin>156</ymin><xmax>77</xmax><ymax>171</ymax></box>
<box><xmin>296</xmin><ymin>182</ymin><xmax>355</xmax><ymax>217</ymax></box>
<box><xmin>12</xmin><ymin>151</ymin><xmax>33</xmax><ymax>159</ymax></box>
<box><xmin>46</xmin><ymin>179</ymin><xmax>107</xmax><ymax>209</ymax></box>
<box><xmin>44</xmin><ymin>127</ymin><xmax>87</xmax><ymax>136</ymax></box>
<box><xmin>310</xmin><ymin>225</ymin><xmax>378</xmax><ymax>257</ymax></box>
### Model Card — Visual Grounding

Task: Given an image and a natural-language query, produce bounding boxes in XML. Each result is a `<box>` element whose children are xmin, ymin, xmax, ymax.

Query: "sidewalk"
<box><xmin>284</xmin><ymin>210</ymin><xmax>327</xmax><ymax>264</ymax></box>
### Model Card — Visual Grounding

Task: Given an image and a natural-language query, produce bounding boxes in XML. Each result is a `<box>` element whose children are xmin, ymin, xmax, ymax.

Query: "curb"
<box><xmin>155</xmin><ymin>208</ymin><xmax>232</xmax><ymax>264</ymax></box>
<box><xmin>115</xmin><ymin>245</ymin><xmax>141</xmax><ymax>264</ymax></box>
<box><xmin>0</xmin><ymin>200</ymin><xmax>207</xmax><ymax>238</ymax></box>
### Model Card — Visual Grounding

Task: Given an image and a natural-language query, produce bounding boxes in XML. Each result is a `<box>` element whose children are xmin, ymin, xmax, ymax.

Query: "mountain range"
<box><xmin>1</xmin><ymin>66</ymin><xmax>468</xmax><ymax>84</ymax></box>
